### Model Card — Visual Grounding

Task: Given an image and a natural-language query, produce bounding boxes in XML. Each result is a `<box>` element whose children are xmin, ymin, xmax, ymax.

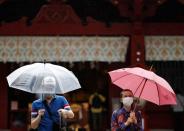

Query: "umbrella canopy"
<box><xmin>108</xmin><ymin>67</ymin><xmax>176</xmax><ymax>105</ymax></box>
<box><xmin>7</xmin><ymin>63</ymin><xmax>81</xmax><ymax>94</ymax></box>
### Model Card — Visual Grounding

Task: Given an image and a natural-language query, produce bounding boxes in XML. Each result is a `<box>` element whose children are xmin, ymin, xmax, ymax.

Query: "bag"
<box><xmin>52</xmin><ymin>117</ymin><xmax>67</xmax><ymax>131</ymax></box>
<box><xmin>53</xmin><ymin>122</ymin><xmax>67</xmax><ymax>131</ymax></box>
<box><xmin>92</xmin><ymin>94</ymin><xmax>102</xmax><ymax>108</ymax></box>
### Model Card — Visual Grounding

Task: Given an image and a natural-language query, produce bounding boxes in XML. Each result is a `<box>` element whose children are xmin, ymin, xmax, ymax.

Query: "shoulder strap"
<box><xmin>42</xmin><ymin>101</ymin><xmax>53</xmax><ymax>120</ymax></box>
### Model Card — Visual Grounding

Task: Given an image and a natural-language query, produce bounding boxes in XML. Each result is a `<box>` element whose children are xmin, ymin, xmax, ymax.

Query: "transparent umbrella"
<box><xmin>7</xmin><ymin>63</ymin><xmax>81</xmax><ymax>94</ymax></box>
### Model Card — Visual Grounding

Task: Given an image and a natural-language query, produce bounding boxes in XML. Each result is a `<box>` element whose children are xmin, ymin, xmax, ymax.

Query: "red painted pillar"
<box><xmin>134</xmin><ymin>0</ymin><xmax>143</xmax><ymax>20</ymax></box>
<box><xmin>130</xmin><ymin>23</ymin><xmax>145</xmax><ymax>66</ymax></box>
<box><xmin>0</xmin><ymin>63</ymin><xmax>9</xmax><ymax>129</ymax></box>
<box><xmin>130</xmin><ymin>0</ymin><xmax>145</xmax><ymax>67</ymax></box>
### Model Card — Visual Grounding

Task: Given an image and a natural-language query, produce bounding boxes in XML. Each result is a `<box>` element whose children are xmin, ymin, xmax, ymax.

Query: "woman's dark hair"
<box><xmin>120</xmin><ymin>89</ymin><xmax>133</xmax><ymax>97</ymax></box>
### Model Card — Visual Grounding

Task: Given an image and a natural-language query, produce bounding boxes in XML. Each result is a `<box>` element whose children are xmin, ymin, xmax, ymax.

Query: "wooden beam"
<box><xmin>144</xmin><ymin>23</ymin><xmax>184</xmax><ymax>35</ymax></box>
<box><xmin>0</xmin><ymin>23</ymin><xmax>132</xmax><ymax>36</ymax></box>
<box><xmin>1</xmin><ymin>22</ymin><xmax>184</xmax><ymax>35</ymax></box>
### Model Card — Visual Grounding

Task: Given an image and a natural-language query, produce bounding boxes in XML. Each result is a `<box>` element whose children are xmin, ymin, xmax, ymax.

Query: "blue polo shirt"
<box><xmin>31</xmin><ymin>95</ymin><xmax>71</xmax><ymax>131</ymax></box>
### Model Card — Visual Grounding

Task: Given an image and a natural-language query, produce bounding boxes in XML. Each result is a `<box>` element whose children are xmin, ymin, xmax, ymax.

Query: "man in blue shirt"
<box><xmin>31</xmin><ymin>76</ymin><xmax>74</xmax><ymax>131</ymax></box>
<box><xmin>111</xmin><ymin>89</ymin><xmax>143</xmax><ymax>131</ymax></box>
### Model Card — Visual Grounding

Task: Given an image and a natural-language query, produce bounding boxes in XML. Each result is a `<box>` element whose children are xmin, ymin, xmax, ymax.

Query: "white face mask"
<box><xmin>42</xmin><ymin>94</ymin><xmax>55</xmax><ymax>100</ymax></box>
<box><xmin>121</xmin><ymin>97</ymin><xmax>134</xmax><ymax>107</ymax></box>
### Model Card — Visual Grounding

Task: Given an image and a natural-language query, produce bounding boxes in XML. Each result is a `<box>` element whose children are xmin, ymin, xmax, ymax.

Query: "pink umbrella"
<box><xmin>108</xmin><ymin>67</ymin><xmax>176</xmax><ymax>105</ymax></box>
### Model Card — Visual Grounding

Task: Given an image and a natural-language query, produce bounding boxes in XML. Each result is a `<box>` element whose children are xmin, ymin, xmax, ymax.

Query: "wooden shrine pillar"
<box><xmin>0</xmin><ymin>63</ymin><xmax>8</xmax><ymax>129</ymax></box>
<box><xmin>130</xmin><ymin>0</ymin><xmax>145</xmax><ymax>67</ymax></box>
<box><xmin>130</xmin><ymin>23</ymin><xmax>145</xmax><ymax>67</ymax></box>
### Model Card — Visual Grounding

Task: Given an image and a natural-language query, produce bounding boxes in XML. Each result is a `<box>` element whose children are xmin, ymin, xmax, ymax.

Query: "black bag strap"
<box><xmin>42</xmin><ymin>100</ymin><xmax>54</xmax><ymax>121</ymax></box>
<box><xmin>42</xmin><ymin>100</ymin><xmax>66</xmax><ymax>128</ymax></box>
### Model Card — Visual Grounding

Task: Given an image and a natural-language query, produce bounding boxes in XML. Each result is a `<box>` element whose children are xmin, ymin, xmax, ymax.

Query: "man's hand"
<box><xmin>38</xmin><ymin>109</ymin><xmax>45</xmax><ymax>117</ymax></box>
<box><xmin>31</xmin><ymin>109</ymin><xmax>45</xmax><ymax>129</ymax></box>
<box><xmin>58</xmin><ymin>109</ymin><xmax>68</xmax><ymax>119</ymax></box>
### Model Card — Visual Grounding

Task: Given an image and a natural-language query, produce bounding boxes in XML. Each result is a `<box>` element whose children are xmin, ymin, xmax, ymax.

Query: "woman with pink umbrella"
<box><xmin>111</xmin><ymin>89</ymin><xmax>143</xmax><ymax>131</ymax></box>
<box><xmin>109</xmin><ymin>67</ymin><xmax>177</xmax><ymax>131</ymax></box>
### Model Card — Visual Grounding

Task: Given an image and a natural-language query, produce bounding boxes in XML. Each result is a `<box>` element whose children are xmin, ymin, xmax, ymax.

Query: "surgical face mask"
<box><xmin>42</xmin><ymin>93</ymin><xmax>55</xmax><ymax>100</ymax></box>
<box><xmin>120</xmin><ymin>97</ymin><xmax>134</xmax><ymax>107</ymax></box>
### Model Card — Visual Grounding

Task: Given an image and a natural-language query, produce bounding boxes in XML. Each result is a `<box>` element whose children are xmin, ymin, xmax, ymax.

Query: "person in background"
<box><xmin>31</xmin><ymin>76</ymin><xmax>74</xmax><ymax>131</ymax></box>
<box><xmin>89</xmin><ymin>91</ymin><xmax>106</xmax><ymax>131</ymax></box>
<box><xmin>111</xmin><ymin>89</ymin><xmax>143</xmax><ymax>131</ymax></box>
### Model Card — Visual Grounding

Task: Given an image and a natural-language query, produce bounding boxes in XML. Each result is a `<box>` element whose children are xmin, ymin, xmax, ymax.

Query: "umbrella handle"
<box><xmin>59</xmin><ymin>115</ymin><xmax>62</xmax><ymax>129</ymax></box>
<box><xmin>133</xmin><ymin>99</ymin><xmax>138</xmax><ymax>111</ymax></box>
<box><xmin>59</xmin><ymin>114</ymin><xmax>66</xmax><ymax>129</ymax></box>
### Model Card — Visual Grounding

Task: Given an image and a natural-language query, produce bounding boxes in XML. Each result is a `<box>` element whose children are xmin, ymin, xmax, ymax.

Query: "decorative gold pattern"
<box><xmin>145</xmin><ymin>36</ymin><xmax>184</xmax><ymax>61</ymax></box>
<box><xmin>0</xmin><ymin>36</ymin><xmax>129</xmax><ymax>63</ymax></box>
